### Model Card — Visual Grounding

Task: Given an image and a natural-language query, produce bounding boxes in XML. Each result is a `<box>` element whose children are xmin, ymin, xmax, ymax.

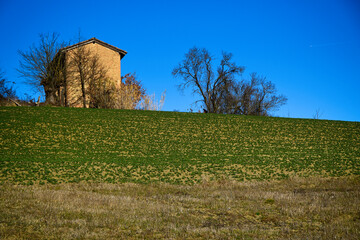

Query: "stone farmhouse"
<box><xmin>59</xmin><ymin>38</ymin><xmax>127</xmax><ymax>107</ymax></box>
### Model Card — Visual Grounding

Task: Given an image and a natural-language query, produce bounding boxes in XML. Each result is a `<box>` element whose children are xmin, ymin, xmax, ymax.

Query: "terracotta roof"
<box><xmin>60</xmin><ymin>37</ymin><xmax>127</xmax><ymax>59</ymax></box>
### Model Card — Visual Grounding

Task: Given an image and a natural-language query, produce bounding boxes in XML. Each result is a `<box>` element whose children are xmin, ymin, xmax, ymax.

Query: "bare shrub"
<box><xmin>140</xmin><ymin>90</ymin><xmax>166</xmax><ymax>111</ymax></box>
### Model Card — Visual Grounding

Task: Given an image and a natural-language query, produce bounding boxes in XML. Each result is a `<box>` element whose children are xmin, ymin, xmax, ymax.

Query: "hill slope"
<box><xmin>0</xmin><ymin>107</ymin><xmax>359</xmax><ymax>184</ymax></box>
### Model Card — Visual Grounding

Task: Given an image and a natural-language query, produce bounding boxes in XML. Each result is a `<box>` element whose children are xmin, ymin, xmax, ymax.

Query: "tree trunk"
<box><xmin>63</xmin><ymin>65</ymin><xmax>68</xmax><ymax>107</ymax></box>
<box><xmin>44</xmin><ymin>86</ymin><xmax>57</xmax><ymax>105</ymax></box>
<box><xmin>79</xmin><ymin>70</ymin><xmax>87</xmax><ymax>108</ymax></box>
<box><xmin>9</xmin><ymin>98</ymin><xmax>21</xmax><ymax>106</ymax></box>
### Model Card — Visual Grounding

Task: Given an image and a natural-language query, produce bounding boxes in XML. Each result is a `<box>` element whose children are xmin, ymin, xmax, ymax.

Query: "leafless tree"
<box><xmin>17</xmin><ymin>33</ymin><xmax>67</xmax><ymax>105</ymax></box>
<box><xmin>87</xmin><ymin>56</ymin><xmax>112</xmax><ymax>108</ymax></box>
<box><xmin>232</xmin><ymin>73</ymin><xmax>287</xmax><ymax>116</ymax></box>
<box><xmin>172</xmin><ymin>47</ymin><xmax>244</xmax><ymax>113</ymax></box>
<box><xmin>140</xmin><ymin>90</ymin><xmax>166</xmax><ymax>111</ymax></box>
<box><xmin>0</xmin><ymin>69</ymin><xmax>16</xmax><ymax>100</ymax></box>
<box><xmin>66</xmin><ymin>42</ymin><xmax>109</xmax><ymax>108</ymax></box>
<box><xmin>67</xmin><ymin>47</ymin><xmax>146</xmax><ymax>109</ymax></box>
<box><xmin>173</xmin><ymin>47</ymin><xmax>287</xmax><ymax>116</ymax></box>
<box><xmin>113</xmin><ymin>73</ymin><xmax>146</xmax><ymax>109</ymax></box>
<box><xmin>313</xmin><ymin>108</ymin><xmax>323</xmax><ymax>119</ymax></box>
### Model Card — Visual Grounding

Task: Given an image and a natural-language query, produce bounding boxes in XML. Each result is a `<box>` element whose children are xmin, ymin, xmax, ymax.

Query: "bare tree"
<box><xmin>67</xmin><ymin>42</ymin><xmax>90</xmax><ymax>108</ymax></box>
<box><xmin>140</xmin><ymin>90</ymin><xmax>166</xmax><ymax>111</ymax></box>
<box><xmin>313</xmin><ymin>108</ymin><xmax>323</xmax><ymax>119</ymax></box>
<box><xmin>87</xmin><ymin>56</ymin><xmax>112</xmax><ymax>108</ymax></box>
<box><xmin>0</xmin><ymin>68</ymin><xmax>16</xmax><ymax>100</ymax></box>
<box><xmin>66</xmin><ymin>48</ymin><xmax>145</xmax><ymax>109</ymax></box>
<box><xmin>17</xmin><ymin>33</ymin><xmax>67</xmax><ymax>105</ymax></box>
<box><xmin>66</xmin><ymin>42</ymin><xmax>110</xmax><ymax>108</ymax></box>
<box><xmin>172</xmin><ymin>47</ymin><xmax>244</xmax><ymax>113</ymax></box>
<box><xmin>233</xmin><ymin>73</ymin><xmax>288</xmax><ymax>116</ymax></box>
<box><xmin>173</xmin><ymin>47</ymin><xmax>287</xmax><ymax>116</ymax></box>
<box><xmin>113</xmin><ymin>73</ymin><xmax>146</xmax><ymax>109</ymax></box>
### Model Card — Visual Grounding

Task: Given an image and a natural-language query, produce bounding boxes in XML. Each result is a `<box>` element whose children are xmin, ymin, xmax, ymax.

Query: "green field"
<box><xmin>1</xmin><ymin>106</ymin><xmax>359</xmax><ymax>185</ymax></box>
<box><xmin>1</xmin><ymin>107</ymin><xmax>360</xmax><ymax>239</ymax></box>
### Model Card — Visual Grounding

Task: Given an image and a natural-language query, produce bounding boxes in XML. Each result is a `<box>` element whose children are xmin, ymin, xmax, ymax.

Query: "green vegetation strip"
<box><xmin>1</xmin><ymin>107</ymin><xmax>359</xmax><ymax>184</ymax></box>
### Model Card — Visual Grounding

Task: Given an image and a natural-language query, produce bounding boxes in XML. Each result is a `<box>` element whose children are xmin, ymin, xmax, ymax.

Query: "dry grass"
<box><xmin>1</xmin><ymin>177</ymin><xmax>359</xmax><ymax>239</ymax></box>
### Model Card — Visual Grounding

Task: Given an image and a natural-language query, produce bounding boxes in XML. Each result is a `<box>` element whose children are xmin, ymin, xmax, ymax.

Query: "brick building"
<box><xmin>60</xmin><ymin>38</ymin><xmax>127</xmax><ymax>107</ymax></box>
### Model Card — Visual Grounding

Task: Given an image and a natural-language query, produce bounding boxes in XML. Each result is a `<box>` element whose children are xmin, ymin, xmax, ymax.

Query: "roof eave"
<box><xmin>60</xmin><ymin>38</ymin><xmax>127</xmax><ymax>59</ymax></box>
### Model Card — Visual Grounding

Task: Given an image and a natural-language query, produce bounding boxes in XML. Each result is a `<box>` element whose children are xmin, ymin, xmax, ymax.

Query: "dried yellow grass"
<box><xmin>1</xmin><ymin>177</ymin><xmax>359</xmax><ymax>239</ymax></box>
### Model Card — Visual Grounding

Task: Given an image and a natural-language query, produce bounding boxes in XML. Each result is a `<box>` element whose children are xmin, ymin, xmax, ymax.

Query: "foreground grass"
<box><xmin>1</xmin><ymin>177</ymin><xmax>359</xmax><ymax>239</ymax></box>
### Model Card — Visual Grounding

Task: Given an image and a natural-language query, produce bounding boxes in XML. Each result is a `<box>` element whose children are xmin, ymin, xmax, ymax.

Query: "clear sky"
<box><xmin>1</xmin><ymin>0</ymin><xmax>359</xmax><ymax>121</ymax></box>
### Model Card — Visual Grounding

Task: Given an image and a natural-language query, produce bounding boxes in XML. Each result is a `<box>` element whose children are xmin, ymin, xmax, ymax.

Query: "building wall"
<box><xmin>64</xmin><ymin>42</ymin><xmax>121</xmax><ymax>107</ymax></box>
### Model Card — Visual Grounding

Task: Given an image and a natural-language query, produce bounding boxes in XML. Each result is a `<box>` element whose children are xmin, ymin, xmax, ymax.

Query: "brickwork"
<box><xmin>61</xmin><ymin>38</ymin><xmax>126</xmax><ymax>107</ymax></box>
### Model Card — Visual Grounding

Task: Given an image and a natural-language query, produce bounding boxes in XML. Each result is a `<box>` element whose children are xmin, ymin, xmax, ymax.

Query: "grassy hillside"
<box><xmin>0</xmin><ymin>106</ymin><xmax>359</xmax><ymax>184</ymax></box>
<box><xmin>1</xmin><ymin>107</ymin><xmax>360</xmax><ymax>239</ymax></box>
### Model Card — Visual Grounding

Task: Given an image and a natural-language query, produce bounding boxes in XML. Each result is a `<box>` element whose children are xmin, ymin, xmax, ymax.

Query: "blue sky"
<box><xmin>1</xmin><ymin>0</ymin><xmax>359</xmax><ymax>121</ymax></box>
